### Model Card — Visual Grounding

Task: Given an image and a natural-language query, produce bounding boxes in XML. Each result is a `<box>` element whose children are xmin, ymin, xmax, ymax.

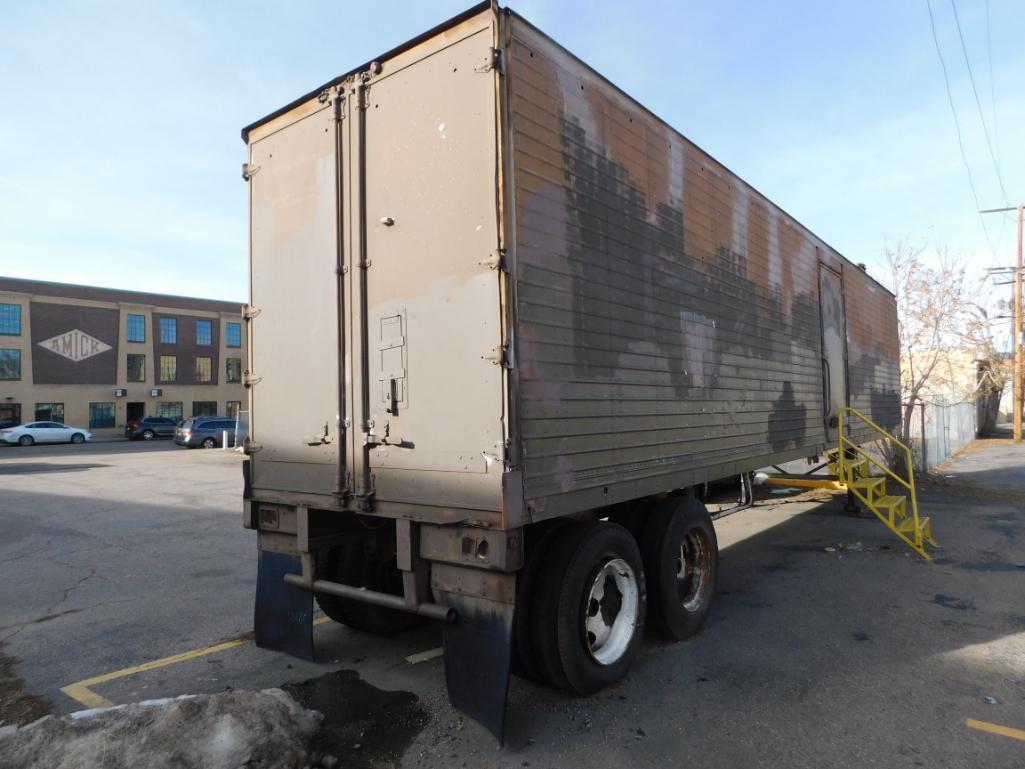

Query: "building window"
<box><xmin>0</xmin><ymin>303</ymin><xmax>21</xmax><ymax>336</ymax></box>
<box><xmin>192</xmin><ymin>401</ymin><xmax>217</xmax><ymax>417</ymax></box>
<box><xmin>159</xmin><ymin>355</ymin><xmax>177</xmax><ymax>382</ymax></box>
<box><xmin>0</xmin><ymin>349</ymin><xmax>20</xmax><ymax>380</ymax></box>
<box><xmin>226</xmin><ymin>400</ymin><xmax>242</xmax><ymax>419</ymax></box>
<box><xmin>160</xmin><ymin>317</ymin><xmax>177</xmax><ymax>344</ymax></box>
<box><xmin>226</xmin><ymin>357</ymin><xmax>242</xmax><ymax>383</ymax></box>
<box><xmin>155</xmin><ymin>401</ymin><xmax>183</xmax><ymax>422</ymax></box>
<box><xmin>196</xmin><ymin>319</ymin><xmax>212</xmax><ymax>346</ymax></box>
<box><xmin>89</xmin><ymin>402</ymin><xmax>115</xmax><ymax>428</ymax></box>
<box><xmin>127</xmin><ymin>354</ymin><xmax>145</xmax><ymax>382</ymax></box>
<box><xmin>126</xmin><ymin>313</ymin><xmax>146</xmax><ymax>343</ymax></box>
<box><xmin>0</xmin><ymin>403</ymin><xmax>20</xmax><ymax>425</ymax></box>
<box><xmin>35</xmin><ymin>403</ymin><xmax>64</xmax><ymax>422</ymax></box>
<box><xmin>195</xmin><ymin>356</ymin><xmax>212</xmax><ymax>383</ymax></box>
<box><xmin>226</xmin><ymin>321</ymin><xmax>242</xmax><ymax>348</ymax></box>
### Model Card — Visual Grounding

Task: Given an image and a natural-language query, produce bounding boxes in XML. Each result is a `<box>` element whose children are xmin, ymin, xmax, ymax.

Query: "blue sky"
<box><xmin>1</xmin><ymin>1</ymin><xmax>1021</xmax><ymax>334</ymax></box>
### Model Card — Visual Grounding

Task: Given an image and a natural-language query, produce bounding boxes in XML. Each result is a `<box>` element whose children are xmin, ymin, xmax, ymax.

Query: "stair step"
<box><xmin>897</xmin><ymin>516</ymin><xmax>938</xmax><ymax>547</ymax></box>
<box><xmin>920</xmin><ymin>517</ymin><xmax>937</xmax><ymax>546</ymax></box>
<box><xmin>849</xmin><ymin>477</ymin><xmax>885</xmax><ymax>494</ymax></box>
<box><xmin>845</xmin><ymin>459</ymin><xmax>869</xmax><ymax>478</ymax></box>
<box><xmin>874</xmin><ymin>494</ymin><xmax>906</xmax><ymax>510</ymax></box>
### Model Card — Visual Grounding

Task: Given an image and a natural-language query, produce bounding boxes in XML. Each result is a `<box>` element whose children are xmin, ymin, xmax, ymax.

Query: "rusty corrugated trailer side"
<box><xmin>503</xmin><ymin>16</ymin><xmax>899</xmax><ymax>521</ymax></box>
<box><xmin>241</xmin><ymin>2</ymin><xmax>900</xmax><ymax>742</ymax></box>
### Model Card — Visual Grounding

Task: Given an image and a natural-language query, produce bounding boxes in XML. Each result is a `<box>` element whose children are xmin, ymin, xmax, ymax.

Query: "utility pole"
<box><xmin>981</xmin><ymin>204</ymin><xmax>1024</xmax><ymax>443</ymax></box>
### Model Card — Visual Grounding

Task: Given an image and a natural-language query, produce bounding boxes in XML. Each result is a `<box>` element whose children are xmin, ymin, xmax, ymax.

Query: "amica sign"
<box><xmin>38</xmin><ymin>329</ymin><xmax>113</xmax><ymax>363</ymax></box>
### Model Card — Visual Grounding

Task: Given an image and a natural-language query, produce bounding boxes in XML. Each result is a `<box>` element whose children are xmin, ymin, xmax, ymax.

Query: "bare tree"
<box><xmin>884</xmin><ymin>239</ymin><xmax>998</xmax><ymax>441</ymax></box>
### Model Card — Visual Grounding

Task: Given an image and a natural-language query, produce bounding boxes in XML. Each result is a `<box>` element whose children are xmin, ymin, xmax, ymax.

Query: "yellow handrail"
<box><xmin>837</xmin><ymin>407</ymin><xmax>922</xmax><ymax>549</ymax></box>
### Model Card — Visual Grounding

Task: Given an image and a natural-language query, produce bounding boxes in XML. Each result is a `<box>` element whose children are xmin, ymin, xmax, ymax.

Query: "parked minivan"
<box><xmin>125</xmin><ymin>417</ymin><xmax>178</xmax><ymax>441</ymax></box>
<box><xmin>174</xmin><ymin>417</ymin><xmax>236</xmax><ymax>449</ymax></box>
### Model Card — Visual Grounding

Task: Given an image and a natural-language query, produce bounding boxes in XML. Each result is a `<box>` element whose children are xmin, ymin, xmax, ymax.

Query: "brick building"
<box><xmin>0</xmin><ymin>277</ymin><xmax>246</xmax><ymax>437</ymax></box>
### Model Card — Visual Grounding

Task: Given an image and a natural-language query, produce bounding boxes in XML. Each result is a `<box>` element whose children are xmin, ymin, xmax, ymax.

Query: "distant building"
<box><xmin>0</xmin><ymin>276</ymin><xmax>246</xmax><ymax>436</ymax></box>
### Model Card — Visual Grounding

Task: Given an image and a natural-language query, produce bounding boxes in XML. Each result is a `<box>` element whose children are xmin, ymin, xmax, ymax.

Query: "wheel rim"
<box><xmin>675</xmin><ymin>529</ymin><xmax>711</xmax><ymax>612</ymax></box>
<box><xmin>203</xmin><ymin>439</ymin><xmax>215</xmax><ymax>448</ymax></box>
<box><xmin>584</xmin><ymin>557</ymin><xmax>640</xmax><ymax>666</ymax></box>
<box><xmin>143</xmin><ymin>431</ymin><xmax>154</xmax><ymax>440</ymax></box>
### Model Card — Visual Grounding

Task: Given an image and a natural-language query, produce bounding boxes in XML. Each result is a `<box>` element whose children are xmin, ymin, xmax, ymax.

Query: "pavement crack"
<box><xmin>0</xmin><ymin>598</ymin><xmax>138</xmax><ymax>639</ymax></box>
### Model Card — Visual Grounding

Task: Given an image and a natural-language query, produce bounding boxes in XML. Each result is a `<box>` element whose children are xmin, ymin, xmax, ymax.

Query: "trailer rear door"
<box><xmin>248</xmin><ymin>105</ymin><xmax>343</xmax><ymax>495</ymax></box>
<box><xmin>351</xmin><ymin>24</ymin><xmax>506</xmax><ymax>511</ymax></box>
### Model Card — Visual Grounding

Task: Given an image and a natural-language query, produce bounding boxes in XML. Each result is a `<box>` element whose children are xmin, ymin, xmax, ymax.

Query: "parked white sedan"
<box><xmin>0</xmin><ymin>422</ymin><xmax>93</xmax><ymax>446</ymax></box>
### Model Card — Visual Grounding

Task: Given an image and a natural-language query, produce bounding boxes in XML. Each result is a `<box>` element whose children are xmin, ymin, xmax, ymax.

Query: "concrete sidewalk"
<box><xmin>935</xmin><ymin>424</ymin><xmax>1025</xmax><ymax>492</ymax></box>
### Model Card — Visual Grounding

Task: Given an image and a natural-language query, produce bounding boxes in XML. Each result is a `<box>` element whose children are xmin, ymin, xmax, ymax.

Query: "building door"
<box><xmin>127</xmin><ymin>402</ymin><xmax>145</xmax><ymax>423</ymax></box>
<box><xmin>819</xmin><ymin>264</ymin><xmax>849</xmax><ymax>442</ymax></box>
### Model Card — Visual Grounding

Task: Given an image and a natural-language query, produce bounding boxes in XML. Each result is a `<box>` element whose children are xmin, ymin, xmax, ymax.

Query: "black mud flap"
<box><xmin>441</xmin><ymin>594</ymin><xmax>514</xmax><ymax>744</ymax></box>
<box><xmin>254</xmin><ymin>550</ymin><xmax>315</xmax><ymax>661</ymax></box>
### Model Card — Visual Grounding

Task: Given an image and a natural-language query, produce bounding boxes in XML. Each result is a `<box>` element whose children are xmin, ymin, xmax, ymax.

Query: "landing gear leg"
<box><xmin>843</xmin><ymin>489</ymin><xmax>860</xmax><ymax>515</ymax></box>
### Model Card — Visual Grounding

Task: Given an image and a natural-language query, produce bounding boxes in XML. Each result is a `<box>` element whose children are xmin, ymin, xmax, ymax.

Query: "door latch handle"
<box><xmin>388</xmin><ymin>378</ymin><xmax>399</xmax><ymax>416</ymax></box>
<box><xmin>304</xmin><ymin>423</ymin><xmax>333</xmax><ymax>446</ymax></box>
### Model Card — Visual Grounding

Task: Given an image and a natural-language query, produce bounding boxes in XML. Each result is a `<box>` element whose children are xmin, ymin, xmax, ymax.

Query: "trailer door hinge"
<box><xmin>243</xmin><ymin>306</ymin><xmax>262</xmax><ymax>320</ymax></box>
<box><xmin>354</xmin><ymin>77</ymin><xmax>369</xmax><ymax>110</ymax></box>
<box><xmin>243</xmin><ymin>373</ymin><xmax>262</xmax><ymax>388</ymax></box>
<box><xmin>478</xmin><ymin>249</ymin><xmax>505</xmax><ymax>271</ymax></box>
<box><xmin>482</xmin><ymin>344</ymin><xmax>509</xmax><ymax>367</ymax></box>
<box><xmin>242</xmin><ymin>163</ymin><xmax>259</xmax><ymax>181</ymax></box>
<box><xmin>476</xmin><ymin>47</ymin><xmax>504</xmax><ymax>74</ymax></box>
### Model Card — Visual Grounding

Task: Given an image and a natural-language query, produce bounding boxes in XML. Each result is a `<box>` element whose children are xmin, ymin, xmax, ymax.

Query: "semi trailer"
<box><xmin>240</xmin><ymin>1</ymin><xmax>901</xmax><ymax>740</ymax></box>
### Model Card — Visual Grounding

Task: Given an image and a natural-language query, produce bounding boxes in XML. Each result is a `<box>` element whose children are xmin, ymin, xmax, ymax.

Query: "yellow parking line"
<box><xmin>61</xmin><ymin>617</ymin><xmax>333</xmax><ymax>709</ymax></box>
<box><xmin>966</xmin><ymin>718</ymin><xmax>1025</xmax><ymax>742</ymax></box>
<box><xmin>404</xmin><ymin>646</ymin><xmax>444</xmax><ymax>665</ymax></box>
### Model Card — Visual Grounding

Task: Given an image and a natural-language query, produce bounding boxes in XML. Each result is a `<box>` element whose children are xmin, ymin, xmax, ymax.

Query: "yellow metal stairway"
<box><xmin>827</xmin><ymin>407</ymin><xmax>937</xmax><ymax>560</ymax></box>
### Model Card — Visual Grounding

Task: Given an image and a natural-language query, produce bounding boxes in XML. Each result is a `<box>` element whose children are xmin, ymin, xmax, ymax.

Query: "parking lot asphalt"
<box><xmin>1</xmin><ymin>437</ymin><xmax>1023</xmax><ymax>768</ymax></box>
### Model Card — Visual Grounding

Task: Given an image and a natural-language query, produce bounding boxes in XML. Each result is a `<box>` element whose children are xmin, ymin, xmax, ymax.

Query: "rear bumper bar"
<box><xmin>282</xmin><ymin>573</ymin><xmax>455</xmax><ymax>623</ymax></box>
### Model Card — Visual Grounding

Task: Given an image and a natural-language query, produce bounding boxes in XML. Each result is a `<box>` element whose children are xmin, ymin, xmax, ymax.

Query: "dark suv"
<box><xmin>125</xmin><ymin>416</ymin><xmax>178</xmax><ymax>441</ymax></box>
<box><xmin>174</xmin><ymin>417</ymin><xmax>237</xmax><ymax>449</ymax></box>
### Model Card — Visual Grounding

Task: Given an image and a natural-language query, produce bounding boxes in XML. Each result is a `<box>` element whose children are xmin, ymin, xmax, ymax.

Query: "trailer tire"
<box><xmin>532</xmin><ymin>522</ymin><xmax>646</xmax><ymax>695</ymax></box>
<box><xmin>512</xmin><ymin>519</ymin><xmax>572</xmax><ymax>681</ymax></box>
<box><xmin>640</xmin><ymin>495</ymin><xmax>718</xmax><ymax>640</ymax></box>
<box><xmin>315</xmin><ymin>541</ymin><xmax>423</xmax><ymax>636</ymax></box>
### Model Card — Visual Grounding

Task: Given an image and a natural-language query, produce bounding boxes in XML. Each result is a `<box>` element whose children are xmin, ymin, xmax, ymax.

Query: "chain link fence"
<box><xmin>904</xmin><ymin>400</ymin><xmax>977</xmax><ymax>471</ymax></box>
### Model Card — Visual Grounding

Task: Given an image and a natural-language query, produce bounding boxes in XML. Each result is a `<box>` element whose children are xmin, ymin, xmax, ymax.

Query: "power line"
<box><xmin>984</xmin><ymin>0</ymin><xmax>1000</xmax><ymax>164</ymax></box>
<box><xmin>925</xmin><ymin>0</ymin><xmax>998</xmax><ymax>259</ymax></box>
<box><xmin>949</xmin><ymin>0</ymin><xmax>1009</xmax><ymax>204</ymax></box>
<box><xmin>981</xmin><ymin>0</ymin><xmax>1011</xmax><ymax>263</ymax></box>
<box><xmin>984</xmin><ymin>0</ymin><xmax>999</xmax><ymax>168</ymax></box>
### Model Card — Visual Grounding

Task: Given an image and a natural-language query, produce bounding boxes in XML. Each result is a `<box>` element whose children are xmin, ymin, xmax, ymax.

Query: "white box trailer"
<box><xmin>241</xmin><ymin>2</ymin><xmax>901</xmax><ymax>740</ymax></box>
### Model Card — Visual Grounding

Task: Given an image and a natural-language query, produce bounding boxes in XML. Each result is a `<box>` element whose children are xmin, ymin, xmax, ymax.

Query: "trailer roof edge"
<box><xmin>240</xmin><ymin>1</ymin><xmax>494</xmax><ymax>144</ymax></box>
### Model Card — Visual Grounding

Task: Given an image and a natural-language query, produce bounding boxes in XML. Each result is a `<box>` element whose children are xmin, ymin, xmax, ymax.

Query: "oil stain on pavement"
<box><xmin>0</xmin><ymin>642</ymin><xmax>51</xmax><ymax>726</ymax></box>
<box><xmin>283</xmin><ymin>669</ymin><xmax>428</xmax><ymax>768</ymax></box>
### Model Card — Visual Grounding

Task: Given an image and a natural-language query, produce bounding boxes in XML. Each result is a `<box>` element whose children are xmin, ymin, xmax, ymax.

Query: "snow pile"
<box><xmin>0</xmin><ymin>689</ymin><xmax>321</xmax><ymax>769</ymax></box>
